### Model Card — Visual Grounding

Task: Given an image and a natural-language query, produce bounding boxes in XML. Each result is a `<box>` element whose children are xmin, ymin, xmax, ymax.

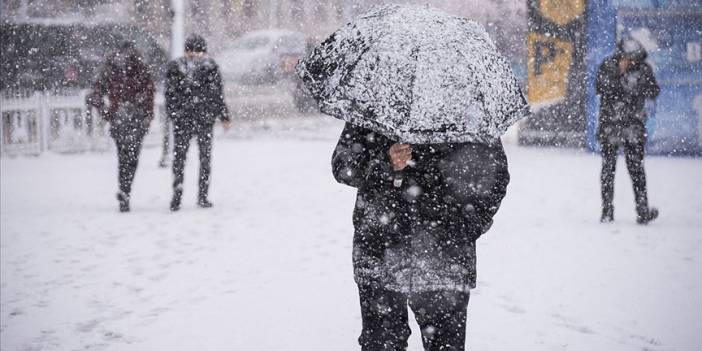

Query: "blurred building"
<box><xmin>1</xmin><ymin>0</ymin><xmax>525</xmax><ymax>55</ymax></box>
<box><xmin>0</xmin><ymin>0</ymin><xmax>172</xmax><ymax>49</ymax></box>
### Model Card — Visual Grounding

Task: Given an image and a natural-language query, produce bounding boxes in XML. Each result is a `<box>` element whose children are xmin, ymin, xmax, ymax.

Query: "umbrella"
<box><xmin>297</xmin><ymin>4</ymin><xmax>529</xmax><ymax>144</ymax></box>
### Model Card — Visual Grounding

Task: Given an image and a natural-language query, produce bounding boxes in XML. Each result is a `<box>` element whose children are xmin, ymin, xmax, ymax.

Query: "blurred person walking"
<box><xmin>165</xmin><ymin>34</ymin><xmax>231</xmax><ymax>211</ymax></box>
<box><xmin>596</xmin><ymin>38</ymin><xmax>660</xmax><ymax>224</ymax></box>
<box><xmin>88</xmin><ymin>41</ymin><xmax>155</xmax><ymax>212</ymax></box>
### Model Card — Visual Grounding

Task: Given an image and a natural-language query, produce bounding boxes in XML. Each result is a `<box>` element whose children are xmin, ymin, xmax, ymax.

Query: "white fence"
<box><xmin>0</xmin><ymin>89</ymin><xmax>167</xmax><ymax>156</ymax></box>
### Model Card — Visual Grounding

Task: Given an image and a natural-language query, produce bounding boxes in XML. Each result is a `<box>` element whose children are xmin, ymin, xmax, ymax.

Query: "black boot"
<box><xmin>637</xmin><ymin>207</ymin><xmax>659</xmax><ymax>225</ymax></box>
<box><xmin>117</xmin><ymin>192</ymin><xmax>130</xmax><ymax>213</ymax></box>
<box><xmin>600</xmin><ymin>205</ymin><xmax>613</xmax><ymax>223</ymax></box>
<box><xmin>197</xmin><ymin>198</ymin><xmax>213</xmax><ymax>208</ymax></box>
<box><xmin>170</xmin><ymin>190</ymin><xmax>182</xmax><ymax>211</ymax></box>
<box><xmin>197</xmin><ymin>185</ymin><xmax>212</xmax><ymax>208</ymax></box>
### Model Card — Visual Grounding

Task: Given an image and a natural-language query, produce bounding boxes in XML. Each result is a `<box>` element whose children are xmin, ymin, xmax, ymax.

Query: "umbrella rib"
<box><xmin>407</xmin><ymin>46</ymin><xmax>419</xmax><ymax>133</ymax></box>
<box><xmin>336</xmin><ymin>45</ymin><xmax>372</xmax><ymax>92</ymax></box>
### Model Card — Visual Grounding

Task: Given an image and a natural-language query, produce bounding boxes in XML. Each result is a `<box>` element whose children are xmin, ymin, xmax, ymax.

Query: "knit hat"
<box><xmin>185</xmin><ymin>34</ymin><xmax>207</xmax><ymax>53</ymax></box>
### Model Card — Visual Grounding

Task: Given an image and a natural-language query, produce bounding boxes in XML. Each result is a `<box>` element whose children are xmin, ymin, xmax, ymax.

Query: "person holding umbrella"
<box><xmin>88</xmin><ymin>41</ymin><xmax>155</xmax><ymax>212</ymax></box>
<box><xmin>298</xmin><ymin>5</ymin><xmax>527</xmax><ymax>351</ymax></box>
<box><xmin>165</xmin><ymin>34</ymin><xmax>231</xmax><ymax>211</ymax></box>
<box><xmin>596</xmin><ymin>38</ymin><xmax>660</xmax><ymax>224</ymax></box>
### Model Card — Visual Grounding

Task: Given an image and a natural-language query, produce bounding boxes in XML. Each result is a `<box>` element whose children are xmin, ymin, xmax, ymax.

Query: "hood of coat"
<box><xmin>615</xmin><ymin>38</ymin><xmax>647</xmax><ymax>63</ymax></box>
<box><xmin>107</xmin><ymin>42</ymin><xmax>148</xmax><ymax>77</ymax></box>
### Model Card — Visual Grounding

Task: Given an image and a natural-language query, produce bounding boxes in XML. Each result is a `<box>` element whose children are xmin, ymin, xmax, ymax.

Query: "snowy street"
<box><xmin>1</xmin><ymin>118</ymin><xmax>701</xmax><ymax>350</ymax></box>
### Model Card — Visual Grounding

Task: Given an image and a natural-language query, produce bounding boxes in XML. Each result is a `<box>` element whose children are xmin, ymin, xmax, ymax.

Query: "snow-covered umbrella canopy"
<box><xmin>297</xmin><ymin>4</ymin><xmax>529</xmax><ymax>144</ymax></box>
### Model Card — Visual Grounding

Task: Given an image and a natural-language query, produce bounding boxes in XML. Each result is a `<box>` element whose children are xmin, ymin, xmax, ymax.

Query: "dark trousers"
<box><xmin>600</xmin><ymin>141</ymin><xmax>649</xmax><ymax>215</ymax></box>
<box><xmin>113</xmin><ymin>131</ymin><xmax>145</xmax><ymax>197</ymax></box>
<box><xmin>172</xmin><ymin>123</ymin><xmax>213</xmax><ymax>200</ymax></box>
<box><xmin>358</xmin><ymin>285</ymin><xmax>470</xmax><ymax>351</ymax></box>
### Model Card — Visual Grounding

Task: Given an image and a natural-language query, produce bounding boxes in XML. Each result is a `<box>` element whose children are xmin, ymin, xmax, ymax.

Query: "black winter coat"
<box><xmin>165</xmin><ymin>57</ymin><xmax>230</xmax><ymax>129</ymax></box>
<box><xmin>88</xmin><ymin>49</ymin><xmax>154</xmax><ymax>142</ymax></box>
<box><xmin>332</xmin><ymin>123</ymin><xmax>509</xmax><ymax>293</ymax></box>
<box><xmin>595</xmin><ymin>53</ymin><xmax>659</xmax><ymax>144</ymax></box>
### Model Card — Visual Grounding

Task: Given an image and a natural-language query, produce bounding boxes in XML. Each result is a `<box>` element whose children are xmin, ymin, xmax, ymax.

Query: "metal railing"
<box><xmin>0</xmin><ymin>88</ymin><xmax>167</xmax><ymax>156</ymax></box>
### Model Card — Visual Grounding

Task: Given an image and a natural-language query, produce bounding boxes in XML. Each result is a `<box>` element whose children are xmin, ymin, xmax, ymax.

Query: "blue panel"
<box><xmin>613</xmin><ymin>0</ymin><xmax>702</xmax><ymax>9</ymax></box>
<box><xmin>585</xmin><ymin>0</ymin><xmax>617</xmax><ymax>151</ymax></box>
<box><xmin>647</xmin><ymin>83</ymin><xmax>702</xmax><ymax>154</ymax></box>
<box><xmin>618</xmin><ymin>11</ymin><xmax>702</xmax><ymax>154</ymax></box>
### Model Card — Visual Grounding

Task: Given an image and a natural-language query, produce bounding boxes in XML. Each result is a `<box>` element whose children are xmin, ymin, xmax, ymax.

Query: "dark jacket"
<box><xmin>595</xmin><ymin>41</ymin><xmax>660</xmax><ymax>144</ymax></box>
<box><xmin>88</xmin><ymin>50</ymin><xmax>155</xmax><ymax>126</ymax></box>
<box><xmin>332</xmin><ymin>123</ymin><xmax>509</xmax><ymax>293</ymax></box>
<box><xmin>165</xmin><ymin>56</ymin><xmax>230</xmax><ymax>129</ymax></box>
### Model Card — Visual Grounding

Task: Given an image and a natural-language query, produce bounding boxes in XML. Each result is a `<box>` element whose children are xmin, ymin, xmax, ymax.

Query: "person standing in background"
<box><xmin>596</xmin><ymin>38</ymin><xmax>660</xmax><ymax>224</ymax></box>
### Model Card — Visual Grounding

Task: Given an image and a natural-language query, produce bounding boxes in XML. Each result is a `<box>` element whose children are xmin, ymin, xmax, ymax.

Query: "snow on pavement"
<box><xmin>1</xmin><ymin>119</ymin><xmax>701</xmax><ymax>350</ymax></box>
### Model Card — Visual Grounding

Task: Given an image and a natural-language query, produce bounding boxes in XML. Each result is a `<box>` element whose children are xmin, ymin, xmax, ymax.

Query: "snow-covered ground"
<box><xmin>2</xmin><ymin>118</ymin><xmax>701</xmax><ymax>351</ymax></box>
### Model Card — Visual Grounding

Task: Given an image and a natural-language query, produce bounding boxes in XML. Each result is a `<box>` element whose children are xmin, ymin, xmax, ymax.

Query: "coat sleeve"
<box><xmin>331</xmin><ymin>123</ymin><xmax>394</xmax><ymax>189</ymax></box>
<box><xmin>640</xmin><ymin>63</ymin><xmax>660</xmax><ymax>99</ymax></box>
<box><xmin>139</xmin><ymin>64</ymin><xmax>155</xmax><ymax>124</ymax></box>
<box><xmin>208</xmin><ymin>61</ymin><xmax>231</xmax><ymax>122</ymax></box>
<box><xmin>595</xmin><ymin>60</ymin><xmax>618</xmax><ymax>97</ymax></box>
<box><xmin>595</xmin><ymin>61</ymin><xmax>607</xmax><ymax>96</ymax></box>
<box><xmin>164</xmin><ymin>60</ymin><xmax>181</xmax><ymax>119</ymax></box>
<box><xmin>86</xmin><ymin>64</ymin><xmax>110</xmax><ymax>120</ymax></box>
<box><xmin>469</xmin><ymin>141</ymin><xmax>510</xmax><ymax>240</ymax></box>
